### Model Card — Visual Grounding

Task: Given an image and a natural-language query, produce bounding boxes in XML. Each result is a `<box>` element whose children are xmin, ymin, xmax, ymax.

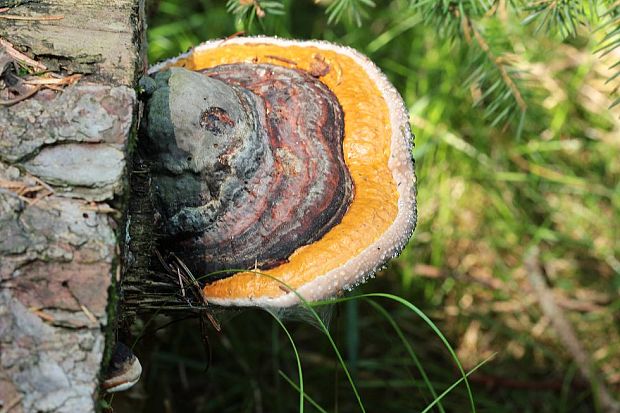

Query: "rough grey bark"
<box><xmin>0</xmin><ymin>1</ymin><xmax>144</xmax><ymax>412</ymax></box>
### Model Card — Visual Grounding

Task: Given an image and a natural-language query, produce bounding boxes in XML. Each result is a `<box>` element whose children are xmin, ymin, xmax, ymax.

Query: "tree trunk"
<box><xmin>0</xmin><ymin>1</ymin><xmax>144</xmax><ymax>412</ymax></box>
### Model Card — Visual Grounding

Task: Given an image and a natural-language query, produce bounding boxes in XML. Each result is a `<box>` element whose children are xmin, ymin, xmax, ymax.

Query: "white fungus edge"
<box><xmin>103</xmin><ymin>355</ymin><xmax>143</xmax><ymax>393</ymax></box>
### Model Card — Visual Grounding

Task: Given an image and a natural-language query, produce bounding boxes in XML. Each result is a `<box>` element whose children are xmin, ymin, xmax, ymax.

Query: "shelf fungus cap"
<box><xmin>146</xmin><ymin>37</ymin><xmax>416</xmax><ymax>307</ymax></box>
<box><xmin>102</xmin><ymin>342</ymin><xmax>142</xmax><ymax>393</ymax></box>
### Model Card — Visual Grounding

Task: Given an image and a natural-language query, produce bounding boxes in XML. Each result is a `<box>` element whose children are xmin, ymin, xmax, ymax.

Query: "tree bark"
<box><xmin>0</xmin><ymin>1</ymin><xmax>144</xmax><ymax>412</ymax></box>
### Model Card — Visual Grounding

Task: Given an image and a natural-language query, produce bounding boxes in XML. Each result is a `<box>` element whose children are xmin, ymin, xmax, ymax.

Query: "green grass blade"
<box><xmin>197</xmin><ymin>270</ymin><xmax>472</xmax><ymax>412</ymax></box>
<box><xmin>310</xmin><ymin>293</ymin><xmax>477</xmax><ymax>413</ymax></box>
<box><xmin>267</xmin><ymin>309</ymin><xmax>304</xmax><ymax>413</ymax></box>
<box><xmin>420</xmin><ymin>354</ymin><xmax>495</xmax><ymax>413</ymax></box>
<box><xmin>279</xmin><ymin>371</ymin><xmax>329</xmax><ymax>413</ymax></box>
<box><xmin>363</xmin><ymin>293</ymin><xmax>477</xmax><ymax>413</ymax></box>
<box><xmin>299</xmin><ymin>299</ymin><xmax>366</xmax><ymax>412</ymax></box>
<box><xmin>198</xmin><ymin>269</ymin><xmax>367</xmax><ymax>412</ymax></box>
<box><xmin>365</xmin><ymin>298</ymin><xmax>445</xmax><ymax>413</ymax></box>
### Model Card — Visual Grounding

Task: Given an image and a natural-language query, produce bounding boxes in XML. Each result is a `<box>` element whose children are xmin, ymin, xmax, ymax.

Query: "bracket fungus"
<box><xmin>142</xmin><ymin>37</ymin><xmax>416</xmax><ymax>307</ymax></box>
<box><xmin>102</xmin><ymin>342</ymin><xmax>143</xmax><ymax>393</ymax></box>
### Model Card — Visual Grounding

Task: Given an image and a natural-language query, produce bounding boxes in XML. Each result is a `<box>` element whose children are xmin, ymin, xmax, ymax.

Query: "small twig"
<box><xmin>458</xmin><ymin>14</ymin><xmax>526</xmax><ymax>112</ymax></box>
<box><xmin>43</xmin><ymin>84</ymin><xmax>62</xmax><ymax>91</ymax></box>
<box><xmin>172</xmin><ymin>253</ymin><xmax>206</xmax><ymax>303</ymax></box>
<box><xmin>0</xmin><ymin>37</ymin><xmax>46</xmax><ymax>71</ymax></box>
<box><xmin>176</xmin><ymin>266</ymin><xmax>186</xmax><ymax>298</ymax></box>
<box><xmin>219</xmin><ymin>30</ymin><xmax>245</xmax><ymax>46</ymax></box>
<box><xmin>80</xmin><ymin>204</ymin><xmax>118</xmax><ymax>215</ymax></box>
<box><xmin>17</xmin><ymin>184</ymin><xmax>43</xmax><ymax>196</ymax></box>
<box><xmin>170</xmin><ymin>253</ymin><xmax>221</xmax><ymax>331</ymax></box>
<box><xmin>0</xmin><ymin>84</ymin><xmax>41</xmax><ymax>106</ymax></box>
<box><xmin>0</xmin><ymin>7</ymin><xmax>9</xmax><ymax>13</ymax></box>
<box><xmin>525</xmin><ymin>247</ymin><xmax>620</xmax><ymax>413</ymax></box>
<box><xmin>23</xmin><ymin>73</ymin><xmax>81</xmax><ymax>86</ymax></box>
<box><xmin>26</xmin><ymin>189</ymin><xmax>52</xmax><ymax>207</ymax></box>
<box><xmin>32</xmin><ymin>176</ymin><xmax>54</xmax><ymax>193</ymax></box>
<box><xmin>21</xmin><ymin>176</ymin><xmax>55</xmax><ymax>206</ymax></box>
<box><xmin>0</xmin><ymin>176</ymin><xmax>52</xmax><ymax>205</ymax></box>
<box><xmin>154</xmin><ymin>248</ymin><xmax>174</xmax><ymax>273</ymax></box>
<box><xmin>226</xmin><ymin>30</ymin><xmax>245</xmax><ymax>39</ymax></box>
<box><xmin>0</xmin><ymin>14</ymin><xmax>64</xmax><ymax>21</ymax></box>
<box><xmin>206</xmin><ymin>312</ymin><xmax>221</xmax><ymax>332</ymax></box>
<box><xmin>29</xmin><ymin>307</ymin><xmax>55</xmax><ymax>323</ymax></box>
<box><xmin>265</xmin><ymin>55</ymin><xmax>297</xmax><ymax>66</ymax></box>
<box><xmin>80</xmin><ymin>304</ymin><xmax>98</xmax><ymax>324</ymax></box>
<box><xmin>0</xmin><ymin>178</ymin><xmax>25</xmax><ymax>190</ymax></box>
<box><xmin>470</xmin><ymin>21</ymin><xmax>526</xmax><ymax>112</ymax></box>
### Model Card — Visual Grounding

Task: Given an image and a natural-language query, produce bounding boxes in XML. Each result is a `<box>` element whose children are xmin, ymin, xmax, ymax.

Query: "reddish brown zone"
<box><xmin>199</xmin><ymin>106</ymin><xmax>236</xmax><ymax>134</ymax></box>
<box><xmin>188</xmin><ymin>63</ymin><xmax>354</xmax><ymax>275</ymax></box>
<box><xmin>309</xmin><ymin>54</ymin><xmax>331</xmax><ymax>78</ymax></box>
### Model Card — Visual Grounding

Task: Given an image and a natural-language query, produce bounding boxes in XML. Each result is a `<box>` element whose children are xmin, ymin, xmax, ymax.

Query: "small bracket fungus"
<box><xmin>102</xmin><ymin>342</ymin><xmax>142</xmax><ymax>393</ymax></box>
<box><xmin>143</xmin><ymin>37</ymin><xmax>416</xmax><ymax>307</ymax></box>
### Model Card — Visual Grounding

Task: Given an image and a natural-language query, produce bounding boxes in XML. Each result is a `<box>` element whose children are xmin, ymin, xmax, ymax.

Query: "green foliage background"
<box><xmin>118</xmin><ymin>1</ymin><xmax>619</xmax><ymax>412</ymax></box>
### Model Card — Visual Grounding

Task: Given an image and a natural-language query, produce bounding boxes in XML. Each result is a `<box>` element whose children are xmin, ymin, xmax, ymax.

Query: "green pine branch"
<box><xmin>325</xmin><ymin>0</ymin><xmax>377</xmax><ymax>26</ymax></box>
<box><xmin>521</xmin><ymin>0</ymin><xmax>594</xmax><ymax>39</ymax></box>
<box><xmin>409</xmin><ymin>1</ymin><xmax>528</xmax><ymax>136</ymax></box>
<box><xmin>224</xmin><ymin>0</ymin><xmax>619</xmax><ymax>127</ymax></box>
<box><xmin>596</xmin><ymin>0</ymin><xmax>620</xmax><ymax>107</ymax></box>
<box><xmin>226</xmin><ymin>0</ymin><xmax>284</xmax><ymax>30</ymax></box>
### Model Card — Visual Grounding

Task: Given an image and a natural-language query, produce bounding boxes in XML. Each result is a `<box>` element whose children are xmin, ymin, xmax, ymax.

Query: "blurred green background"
<box><xmin>113</xmin><ymin>1</ymin><xmax>620</xmax><ymax>412</ymax></box>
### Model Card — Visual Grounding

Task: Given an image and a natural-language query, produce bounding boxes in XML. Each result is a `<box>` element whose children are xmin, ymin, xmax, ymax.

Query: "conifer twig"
<box><xmin>525</xmin><ymin>247</ymin><xmax>620</xmax><ymax>413</ymax></box>
<box><xmin>466</xmin><ymin>17</ymin><xmax>526</xmax><ymax>112</ymax></box>
<box><xmin>0</xmin><ymin>37</ymin><xmax>46</xmax><ymax>71</ymax></box>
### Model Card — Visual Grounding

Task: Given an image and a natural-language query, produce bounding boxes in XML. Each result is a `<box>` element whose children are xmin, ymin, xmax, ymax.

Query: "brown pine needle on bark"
<box><xmin>0</xmin><ymin>14</ymin><xmax>63</xmax><ymax>21</ymax></box>
<box><xmin>0</xmin><ymin>85</ymin><xmax>41</xmax><ymax>106</ymax></box>
<box><xmin>0</xmin><ymin>37</ymin><xmax>46</xmax><ymax>71</ymax></box>
<box><xmin>23</xmin><ymin>74</ymin><xmax>82</xmax><ymax>86</ymax></box>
